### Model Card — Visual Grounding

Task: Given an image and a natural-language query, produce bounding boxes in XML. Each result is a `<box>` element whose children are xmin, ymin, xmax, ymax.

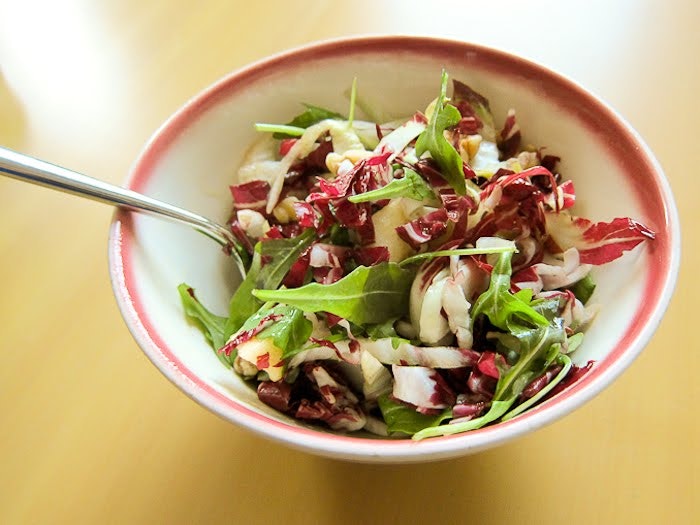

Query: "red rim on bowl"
<box><xmin>108</xmin><ymin>35</ymin><xmax>680</xmax><ymax>462</ymax></box>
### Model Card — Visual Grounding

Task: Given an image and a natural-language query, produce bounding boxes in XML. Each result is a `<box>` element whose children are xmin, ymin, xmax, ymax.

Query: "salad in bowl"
<box><xmin>178</xmin><ymin>71</ymin><xmax>655</xmax><ymax>440</ymax></box>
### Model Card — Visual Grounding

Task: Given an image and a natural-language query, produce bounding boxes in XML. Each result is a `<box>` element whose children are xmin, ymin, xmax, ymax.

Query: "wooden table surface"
<box><xmin>1</xmin><ymin>1</ymin><xmax>697</xmax><ymax>523</ymax></box>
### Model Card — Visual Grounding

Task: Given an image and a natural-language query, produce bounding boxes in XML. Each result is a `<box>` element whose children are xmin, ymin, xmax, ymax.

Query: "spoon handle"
<box><xmin>0</xmin><ymin>146</ymin><xmax>245</xmax><ymax>275</ymax></box>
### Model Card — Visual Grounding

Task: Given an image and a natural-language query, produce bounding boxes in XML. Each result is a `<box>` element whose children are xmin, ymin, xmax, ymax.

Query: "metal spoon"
<box><xmin>0</xmin><ymin>146</ymin><xmax>246</xmax><ymax>276</ymax></box>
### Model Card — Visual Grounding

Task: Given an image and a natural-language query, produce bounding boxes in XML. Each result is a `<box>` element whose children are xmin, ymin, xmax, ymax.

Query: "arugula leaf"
<box><xmin>224</xmin><ymin>247</ymin><xmax>263</xmax><ymax>337</ymax></box>
<box><xmin>236</xmin><ymin>304</ymin><xmax>312</xmax><ymax>360</ymax></box>
<box><xmin>565</xmin><ymin>332</ymin><xmax>584</xmax><ymax>354</ymax></box>
<box><xmin>273</xmin><ymin>103</ymin><xmax>344</xmax><ymax>139</ymax></box>
<box><xmin>224</xmin><ymin>229</ymin><xmax>315</xmax><ymax>336</ymax></box>
<box><xmin>347</xmin><ymin>167</ymin><xmax>437</xmax><ymax>204</ymax></box>
<box><xmin>501</xmin><ymin>353</ymin><xmax>573</xmax><ymax>422</ymax></box>
<box><xmin>399</xmin><ymin>245</ymin><xmax>516</xmax><ymax>267</ymax></box>
<box><xmin>177</xmin><ymin>283</ymin><xmax>231</xmax><ymax>367</ymax></box>
<box><xmin>471</xmin><ymin>250</ymin><xmax>550</xmax><ymax>331</ymax></box>
<box><xmin>412</xmin><ymin>398</ymin><xmax>516</xmax><ymax>440</ymax></box>
<box><xmin>529</xmin><ymin>294</ymin><xmax>568</xmax><ymax>322</ymax></box>
<box><xmin>378</xmin><ymin>394</ymin><xmax>451</xmax><ymax>436</ymax></box>
<box><xmin>365</xmin><ymin>318</ymin><xmax>401</xmax><ymax>339</ymax></box>
<box><xmin>351</xmin><ymin>92</ymin><xmax>384</xmax><ymax>125</ymax></box>
<box><xmin>415</xmin><ymin>70</ymin><xmax>467</xmax><ymax>196</ymax></box>
<box><xmin>472</xmin><ymin>250</ymin><xmax>566</xmax><ymax>399</ymax></box>
<box><xmin>513</xmin><ymin>288</ymin><xmax>534</xmax><ymax>303</ymax></box>
<box><xmin>263</xmin><ymin>307</ymin><xmax>312</xmax><ymax>360</ymax></box>
<box><xmin>492</xmin><ymin>324</ymin><xmax>565</xmax><ymax>402</ymax></box>
<box><xmin>567</xmin><ymin>274</ymin><xmax>596</xmax><ymax>304</ymax></box>
<box><xmin>328</xmin><ymin>223</ymin><xmax>352</xmax><ymax>246</ymax></box>
<box><xmin>252</xmin><ymin>262</ymin><xmax>415</xmax><ymax>326</ymax></box>
<box><xmin>255</xmin><ymin>123</ymin><xmax>306</xmax><ymax>137</ymax></box>
<box><xmin>347</xmin><ymin>77</ymin><xmax>358</xmax><ymax>127</ymax></box>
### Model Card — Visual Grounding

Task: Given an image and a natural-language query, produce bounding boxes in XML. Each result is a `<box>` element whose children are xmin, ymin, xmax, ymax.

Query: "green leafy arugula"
<box><xmin>528</xmin><ymin>292</ymin><xmax>567</xmax><ymax>322</ymax></box>
<box><xmin>491</xmin><ymin>324</ymin><xmax>565</xmax><ymax>403</ymax></box>
<box><xmin>399</xmin><ymin>245</ymin><xmax>516</xmax><ymax>267</ymax></box>
<box><xmin>364</xmin><ymin>318</ymin><xmax>401</xmax><ymax>340</ymax></box>
<box><xmin>255</xmin><ymin>123</ymin><xmax>305</xmax><ymax>137</ymax></box>
<box><xmin>224</xmin><ymin>229</ymin><xmax>315</xmax><ymax>337</ymax></box>
<box><xmin>378</xmin><ymin>394</ymin><xmax>452</xmax><ymax>436</ymax></box>
<box><xmin>251</xmin><ymin>262</ymin><xmax>415</xmax><ymax>326</ymax></box>
<box><xmin>567</xmin><ymin>274</ymin><xmax>596</xmax><ymax>304</ymax></box>
<box><xmin>236</xmin><ymin>304</ymin><xmax>312</xmax><ymax>360</ymax></box>
<box><xmin>471</xmin><ymin>250</ymin><xmax>565</xmax><ymax>401</ymax></box>
<box><xmin>347</xmin><ymin>77</ymin><xmax>358</xmax><ymax>128</ymax></box>
<box><xmin>415</xmin><ymin>70</ymin><xmax>468</xmax><ymax>196</ymax></box>
<box><xmin>412</xmin><ymin>399</ymin><xmax>515</xmax><ymax>439</ymax></box>
<box><xmin>272</xmin><ymin>104</ymin><xmax>344</xmax><ymax>139</ymax></box>
<box><xmin>177</xmin><ymin>284</ymin><xmax>231</xmax><ymax>367</ymax></box>
<box><xmin>347</xmin><ymin>167</ymin><xmax>437</xmax><ymax>204</ymax></box>
<box><xmin>501</xmin><ymin>353</ymin><xmax>573</xmax><ymax>422</ymax></box>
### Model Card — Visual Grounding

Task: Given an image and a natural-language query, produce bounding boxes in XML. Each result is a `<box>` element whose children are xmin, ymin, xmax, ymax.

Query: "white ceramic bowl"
<box><xmin>109</xmin><ymin>36</ymin><xmax>680</xmax><ymax>463</ymax></box>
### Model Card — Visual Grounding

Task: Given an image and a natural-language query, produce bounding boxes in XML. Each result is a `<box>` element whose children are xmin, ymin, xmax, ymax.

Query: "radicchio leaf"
<box><xmin>451</xmin><ymin>79</ymin><xmax>497</xmax><ymax>142</ymax></box>
<box><xmin>391</xmin><ymin>365</ymin><xmax>456</xmax><ymax>409</ymax></box>
<box><xmin>353</xmin><ymin>246</ymin><xmax>390</xmax><ymax>266</ymax></box>
<box><xmin>545</xmin><ymin>213</ymin><xmax>656</xmax><ymax>265</ymax></box>
<box><xmin>257</xmin><ymin>381</ymin><xmax>293</xmax><ymax>413</ymax></box>
<box><xmin>546</xmin><ymin>360</ymin><xmax>595</xmax><ymax>398</ymax></box>
<box><xmin>544</xmin><ymin>179</ymin><xmax>576</xmax><ymax>211</ymax></box>
<box><xmin>395</xmin><ymin>208</ymin><xmax>449</xmax><ymax>249</ymax></box>
<box><xmin>469</xmin><ymin>170</ymin><xmax>550</xmax><ymax>242</ymax></box>
<box><xmin>498</xmin><ymin>109</ymin><xmax>521</xmax><ymax>159</ymax></box>
<box><xmin>229</xmin><ymin>180</ymin><xmax>270</xmax><ymax>211</ymax></box>
<box><xmin>297</xmin><ymin>362</ymin><xmax>366</xmax><ymax>431</ymax></box>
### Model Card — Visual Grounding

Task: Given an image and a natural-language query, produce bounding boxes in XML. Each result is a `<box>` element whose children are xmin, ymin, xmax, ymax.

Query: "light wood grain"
<box><xmin>0</xmin><ymin>1</ymin><xmax>697</xmax><ymax>523</ymax></box>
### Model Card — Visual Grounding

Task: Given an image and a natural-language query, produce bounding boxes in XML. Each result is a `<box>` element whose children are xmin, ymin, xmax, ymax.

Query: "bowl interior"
<box><xmin>110</xmin><ymin>37</ymin><xmax>677</xmax><ymax>462</ymax></box>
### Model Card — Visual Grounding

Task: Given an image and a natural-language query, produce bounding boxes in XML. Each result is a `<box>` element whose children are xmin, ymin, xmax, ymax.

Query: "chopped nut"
<box><xmin>459</xmin><ymin>134</ymin><xmax>483</xmax><ymax>162</ymax></box>
<box><xmin>344</xmin><ymin>149</ymin><xmax>374</xmax><ymax>164</ymax></box>
<box><xmin>325</xmin><ymin>152</ymin><xmax>343</xmax><ymax>174</ymax></box>
<box><xmin>517</xmin><ymin>150</ymin><xmax>539</xmax><ymax>169</ymax></box>
<box><xmin>502</xmin><ymin>151</ymin><xmax>539</xmax><ymax>173</ymax></box>
<box><xmin>236</xmin><ymin>209</ymin><xmax>270</xmax><ymax>238</ymax></box>
<box><xmin>272</xmin><ymin>196</ymin><xmax>299</xmax><ymax>224</ymax></box>
<box><xmin>324</xmin><ymin>149</ymin><xmax>373</xmax><ymax>175</ymax></box>
<box><xmin>233</xmin><ymin>355</ymin><xmax>259</xmax><ymax>379</ymax></box>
